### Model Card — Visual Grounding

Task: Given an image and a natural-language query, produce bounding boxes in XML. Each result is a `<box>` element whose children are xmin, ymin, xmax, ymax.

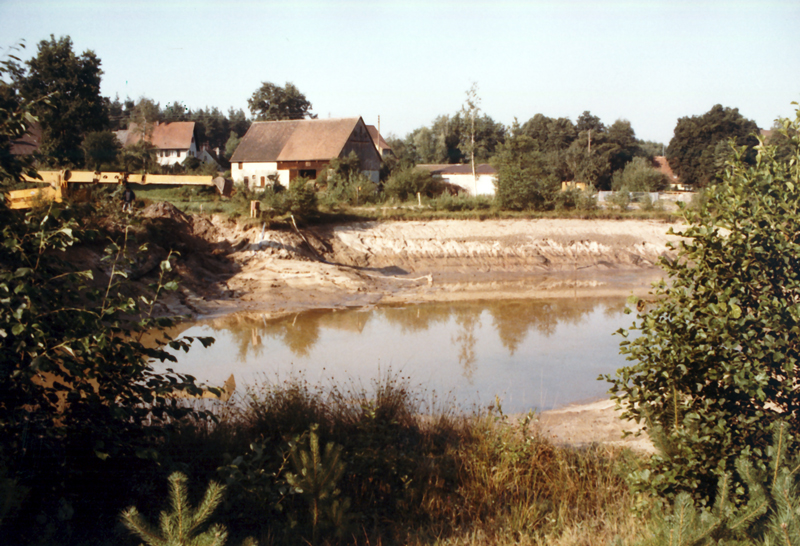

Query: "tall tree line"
<box><xmin>5</xmin><ymin>34</ymin><xmax>764</xmax><ymax>191</ymax></box>
<box><xmin>5</xmin><ymin>35</ymin><xmax>253</xmax><ymax>171</ymax></box>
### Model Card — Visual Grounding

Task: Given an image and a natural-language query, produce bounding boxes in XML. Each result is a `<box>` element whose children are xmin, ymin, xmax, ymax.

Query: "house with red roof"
<box><xmin>115</xmin><ymin>121</ymin><xmax>218</xmax><ymax>168</ymax></box>
<box><xmin>229</xmin><ymin>117</ymin><xmax>381</xmax><ymax>189</ymax></box>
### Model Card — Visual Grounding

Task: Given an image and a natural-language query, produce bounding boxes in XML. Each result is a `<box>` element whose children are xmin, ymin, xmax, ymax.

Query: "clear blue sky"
<box><xmin>1</xmin><ymin>0</ymin><xmax>798</xmax><ymax>145</ymax></box>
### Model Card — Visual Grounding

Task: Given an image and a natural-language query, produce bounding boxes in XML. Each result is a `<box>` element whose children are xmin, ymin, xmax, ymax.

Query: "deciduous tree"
<box><xmin>248</xmin><ymin>81</ymin><xmax>315</xmax><ymax>121</ymax></box>
<box><xmin>0</xmin><ymin>42</ymin><xmax>38</xmax><ymax>183</ymax></box>
<box><xmin>81</xmin><ymin>130</ymin><xmax>121</xmax><ymax>171</ymax></box>
<box><xmin>492</xmin><ymin>123</ymin><xmax>558</xmax><ymax>210</ymax></box>
<box><xmin>606</xmin><ymin>103</ymin><xmax>800</xmax><ymax>503</ymax></box>
<box><xmin>1</xmin><ymin>64</ymin><xmax>214</xmax><ymax>541</ymax></box>
<box><xmin>129</xmin><ymin>96</ymin><xmax>162</xmax><ymax>139</ymax></box>
<box><xmin>610</xmin><ymin>156</ymin><xmax>668</xmax><ymax>192</ymax></box>
<box><xmin>666</xmin><ymin>104</ymin><xmax>759</xmax><ymax>187</ymax></box>
<box><xmin>18</xmin><ymin>35</ymin><xmax>107</xmax><ymax>167</ymax></box>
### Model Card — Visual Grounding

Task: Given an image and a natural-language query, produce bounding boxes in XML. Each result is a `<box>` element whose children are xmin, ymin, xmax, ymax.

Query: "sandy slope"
<box><xmin>195</xmin><ymin>217</ymin><xmax>682</xmax><ymax>321</ymax></box>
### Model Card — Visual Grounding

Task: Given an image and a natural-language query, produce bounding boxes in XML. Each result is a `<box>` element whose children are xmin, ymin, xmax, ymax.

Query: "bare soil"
<box><xmin>118</xmin><ymin>205</ymin><xmax>681</xmax><ymax>450</ymax></box>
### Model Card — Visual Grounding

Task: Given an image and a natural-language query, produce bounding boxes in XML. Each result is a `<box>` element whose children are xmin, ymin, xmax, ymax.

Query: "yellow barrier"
<box><xmin>23</xmin><ymin>171</ymin><xmax>215</xmax><ymax>186</ymax></box>
<box><xmin>7</xmin><ymin>170</ymin><xmax>220</xmax><ymax>209</ymax></box>
<box><xmin>5</xmin><ymin>186</ymin><xmax>59</xmax><ymax>209</ymax></box>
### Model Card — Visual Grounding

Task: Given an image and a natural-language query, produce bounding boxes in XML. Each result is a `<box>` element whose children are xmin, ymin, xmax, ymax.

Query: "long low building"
<box><xmin>416</xmin><ymin>163</ymin><xmax>497</xmax><ymax>195</ymax></box>
<box><xmin>229</xmin><ymin>117</ymin><xmax>381</xmax><ymax>189</ymax></box>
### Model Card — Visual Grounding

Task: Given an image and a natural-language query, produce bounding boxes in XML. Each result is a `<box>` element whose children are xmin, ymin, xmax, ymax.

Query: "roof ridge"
<box><xmin>252</xmin><ymin>117</ymin><xmax>359</xmax><ymax>124</ymax></box>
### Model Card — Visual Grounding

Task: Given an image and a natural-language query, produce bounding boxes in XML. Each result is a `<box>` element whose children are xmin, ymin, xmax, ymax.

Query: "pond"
<box><xmin>163</xmin><ymin>297</ymin><xmax>635</xmax><ymax>413</ymax></box>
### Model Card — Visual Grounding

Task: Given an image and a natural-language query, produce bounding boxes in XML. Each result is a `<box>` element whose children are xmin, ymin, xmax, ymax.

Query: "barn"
<box><xmin>229</xmin><ymin>117</ymin><xmax>382</xmax><ymax>189</ymax></box>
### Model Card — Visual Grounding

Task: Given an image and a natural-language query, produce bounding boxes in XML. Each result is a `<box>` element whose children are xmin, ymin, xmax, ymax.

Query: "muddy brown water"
<box><xmin>161</xmin><ymin>296</ymin><xmax>637</xmax><ymax>413</ymax></box>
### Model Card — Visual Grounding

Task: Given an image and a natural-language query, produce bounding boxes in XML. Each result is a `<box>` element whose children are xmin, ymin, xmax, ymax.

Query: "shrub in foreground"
<box><xmin>607</xmin><ymin>103</ymin><xmax>800</xmax><ymax>503</ymax></box>
<box><xmin>159</xmin><ymin>377</ymin><xmax>643</xmax><ymax>546</ymax></box>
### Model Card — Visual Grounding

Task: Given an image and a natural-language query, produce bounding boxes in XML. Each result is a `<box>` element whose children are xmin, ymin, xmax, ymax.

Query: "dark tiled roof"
<box><xmin>416</xmin><ymin>163</ymin><xmax>497</xmax><ymax>175</ymax></box>
<box><xmin>10</xmin><ymin>121</ymin><xmax>42</xmax><ymax>155</ymax></box>
<box><xmin>230</xmin><ymin>118</ymin><xmax>362</xmax><ymax>163</ymax></box>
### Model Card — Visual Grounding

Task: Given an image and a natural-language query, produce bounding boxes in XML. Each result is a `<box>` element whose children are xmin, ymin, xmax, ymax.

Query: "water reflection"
<box><xmin>164</xmin><ymin>297</ymin><xmax>630</xmax><ymax>412</ymax></box>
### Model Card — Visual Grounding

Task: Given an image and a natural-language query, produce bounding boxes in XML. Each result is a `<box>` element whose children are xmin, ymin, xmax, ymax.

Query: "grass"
<box><xmin>130</xmin><ymin>184</ymin><xmax>681</xmax><ymax>225</ymax></box>
<box><xmin>0</xmin><ymin>364</ymin><xmax>654</xmax><ymax>545</ymax></box>
<box><xmin>144</xmin><ymin>374</ymin><xmax>653</xmax><ymax>546</ymax></box>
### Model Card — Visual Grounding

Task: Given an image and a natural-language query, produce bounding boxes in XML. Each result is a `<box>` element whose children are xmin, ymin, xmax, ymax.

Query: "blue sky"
<box><xmin>1</xmin><ymin>0</ymin><xmax>797</xmax><ymax>145</ymax></box>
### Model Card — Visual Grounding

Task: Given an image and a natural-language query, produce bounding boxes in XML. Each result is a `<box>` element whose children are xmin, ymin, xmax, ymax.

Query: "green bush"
<box><xmin>383</xmin><ymin>167</ymin><xmax>441</xmax><ymax>201</ymax></box>
<box><xmin>606</xmin><ymin>190</ymin><xmax>632</xmax><ymax>211</ymax></box>
<box><xmin>611</xmin><ymin>156</ymin><xmax>669</xmax><ymax>192</ymax></box>
<box><xmin>493</xmin><ymin>164</ymin><xmax>559</xmax><ymax>211</ymax></box>
<box><xmin>0</xmin><ymin>205</ymin><xmax>216</xmax><ymax>542</ymax></box>
<box><xmin>553</xmin><ymin>185</ymin><xmax>597</xmax><ymax>211</ymax></box>
<box><xmin>606</xmin><ymin>103</ymin><xmax>800</xmax><ymax>503</ymax></box>
<box><xmin>316</xmin><ymin>151</ymin><xmax>378</xmax><ymax>207</ymax></box>
<box><xmin>286</xmin><ymin>176</ymin><xmax>318</xmax><ymax>218</ymax></box>
<box><xmin>429</xmin><ymin>192</ymin><xmax>493</xmax><ymax>212</ymax></box>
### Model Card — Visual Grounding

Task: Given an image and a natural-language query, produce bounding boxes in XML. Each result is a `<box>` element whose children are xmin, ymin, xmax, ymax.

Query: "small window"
<box><xmin>260</xmin><ymin>176</ymin><xmax>266</xmax><ymax>187</ymax></box>
<box><xmin>238</xmin><ymin>162</ymin><xmax>243</xmax><ymax>170</ymax></box>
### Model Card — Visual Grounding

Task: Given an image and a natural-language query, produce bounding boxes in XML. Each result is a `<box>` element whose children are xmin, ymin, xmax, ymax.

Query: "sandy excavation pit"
<box><xmin>129</xmin><ymin>205</ymin><xmax>681</xmax><ymax>450</ymax></box>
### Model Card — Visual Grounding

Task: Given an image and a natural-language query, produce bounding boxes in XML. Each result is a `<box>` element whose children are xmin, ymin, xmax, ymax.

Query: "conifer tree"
<box><xmin>121</xmin><ymin>472</ymin><xmax>256</xmax><ymax>546</ymax></box>
<box><xmin>285</xmin><ymin>424</ymin><xmax>349</xmax><ymax>545</ymax></box>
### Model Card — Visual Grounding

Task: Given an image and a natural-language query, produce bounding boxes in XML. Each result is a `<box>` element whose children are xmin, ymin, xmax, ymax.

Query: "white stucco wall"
<box><xmin>232</xmin><ymin>161</ymin><xmax>281</xmax><ymax>188</ymax></box>
<box><xmin>157</xmin><ymin>142</ymin><xmax>198</xmax><ymax>167</ymax></box>
<box><xmin>441</xmin><ymin>173</ymin><xmax>496</xmax><ymax>196</ymax></box>
<box><xmin>233</xmin><ymin>163</ymin><xmax>378</xmax><ymax>189</ymax></box>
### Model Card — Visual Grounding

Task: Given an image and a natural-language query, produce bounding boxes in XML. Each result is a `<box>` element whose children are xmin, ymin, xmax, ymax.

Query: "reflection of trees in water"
<box><xmin>208</xmin><ymin>309</ymin><xmax>376</xmax><ymax>359</ymax></box>
<box><xmin>201</xmin><ymin>315</ymin><xmax>265</xmax><ymax>362</ymax></box>
<box><xmin>201</xmin><ymin>297</ymin><xmax>624</xmax><ymax>362</ymax></box>
<box><xmin>489</xmin><ymin>298</ymin><xmax>621</xmax><ymax>355</ymax></box>
<box><xmin>451</xmin><ymin>309</ymin><xmax>480</xmax><ymax>381</ymax></box>
<box><xmin>206</xmin><ymin>311</ymin><xmax>322</xmax><ymax>359</ymax></box>
<box><xmin>377</xmin><ymin>304</ymin><xmax>454</xmax><ymax>333</ymax></box>
<box><xmin>602</xmin><ymin>299</ymin><xmax>627</xmax><ymax>319</ymax></box>
<box><xmin>275</xmin><ymin>313</ymin><xmax>322</xmax><ymax>357</ymax></box>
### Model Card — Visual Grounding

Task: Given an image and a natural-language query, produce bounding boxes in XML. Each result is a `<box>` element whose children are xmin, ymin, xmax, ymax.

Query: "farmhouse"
<box><xmin>229</xmin><ymin>117</ymin><xmax>381</xmax><ymax>189</ymax></box>
<box><xmin>115</xmin><ymin>121</ymin><xmax>219</xmax><ymax>168</ymax></box>
<box><xmin>416</xmin><ymin>163</ymin><xmax>497</xmax><ymax>196</ymax></box>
